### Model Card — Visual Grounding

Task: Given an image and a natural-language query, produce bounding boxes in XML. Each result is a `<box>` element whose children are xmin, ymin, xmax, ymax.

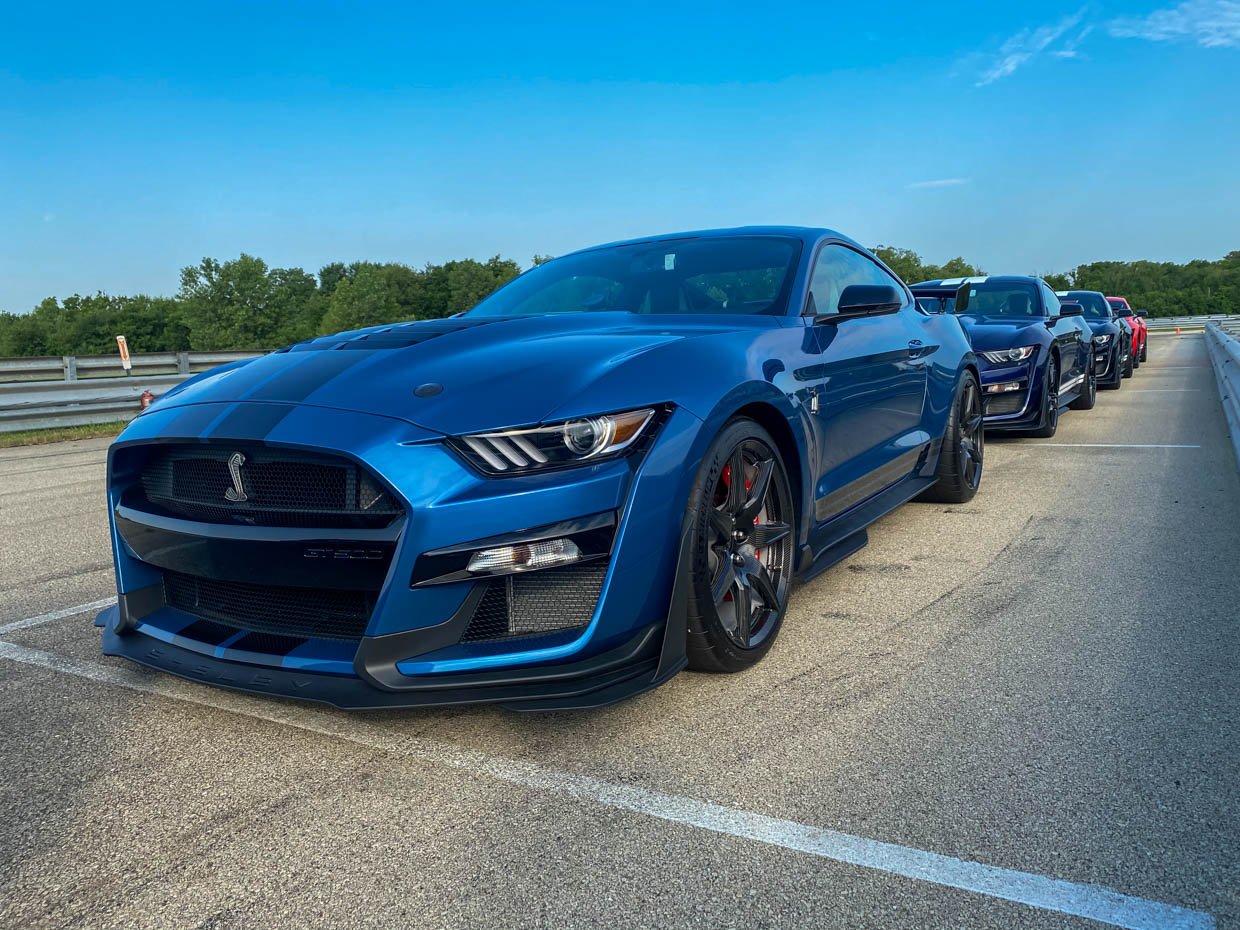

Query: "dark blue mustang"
<box><xmin>910</xmin><ymin>276</ymin><xmax>1095</xmax><ymax>437</ymax></box>
<box><xmin>98</xmin><ymin>227</ymin><xmax>984</xmax><ymax>709</ymax></box>
<box><xmin>1056</xmin><ymin>289</ymin><xmax>1132</xmax><ymax>389</ymax></box>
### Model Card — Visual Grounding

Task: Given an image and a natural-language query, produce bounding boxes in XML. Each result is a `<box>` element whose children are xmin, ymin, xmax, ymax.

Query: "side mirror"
<box><xmin>819</xmin><ymin>284</ymin><xmax>903</xmax><ymax>323</ymax></box>
<box><xmin>1137</xmin><ymin>310</ymin><xmax>1149</xmax><ymax>318</ymax></box>
<box><xmin>1059</xmin><ymin>303</ymin><xmax>1084</xmax><ymax>317</ymax></box>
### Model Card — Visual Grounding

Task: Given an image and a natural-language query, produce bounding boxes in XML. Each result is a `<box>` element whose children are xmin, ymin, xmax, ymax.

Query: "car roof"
<box><xmin>563</xmin><ymin>226</ymin><xmax>858</xmax><ymax>257</ymax></box>
<box><xmin>912</xmin><ymin>275</ymin><xmax>1041</xmax><ymax>287</ymax></box>
<box><xmin>1056</xmin><ymin>289</ymin><xmax>1106</xmax><ymax>297</ymax></box>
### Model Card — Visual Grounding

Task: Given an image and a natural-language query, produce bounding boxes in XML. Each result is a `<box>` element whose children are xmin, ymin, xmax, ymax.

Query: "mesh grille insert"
<box><xmin>985</xmin><ymin>393</ymin><xmax>1025</xmax><ymax>416</ymax></box>
<box><xmin>136</xmin><ymin>446</ymin><xmax>401</xmax><ymax>528</ymax></box>
<box><xmin>462</xmin><ymin>563</ymin><xmax>606</xmax><ymax>643</ymax></box>
<box><xmin>163</xmin><ymin>571</ymin><xmax>375</xmax><ymax>641</ymax></box>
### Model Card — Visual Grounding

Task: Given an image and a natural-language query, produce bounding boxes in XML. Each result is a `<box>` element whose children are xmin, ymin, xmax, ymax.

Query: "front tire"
<box><xmin>1030</xmin><ymin>355</ymin><xmax>1060</xmax><ymax>438</ymax></box>
<box><xmin>1071</xmin><ymin>363</ymin><xmax>1097</xmax><ymax>410</ymax></box>
<box><xmin>685</xmin><ymin>419</ymin><xmax>796</xmax><ymax>673</ymax></box>
<box><xmin>1140</xmin><ymin>339</ymin><xmax>1148</xmax><ymax>362</ymax></box>
<box><xmin>917</xmin><ymin>370</ymin><xmax>983</xmax><ymax>504</ymax></box>
<box><xmin>1122</xmin><ymin>339</ymin><xmax>1135</xmax><ymax>379</ymax></box>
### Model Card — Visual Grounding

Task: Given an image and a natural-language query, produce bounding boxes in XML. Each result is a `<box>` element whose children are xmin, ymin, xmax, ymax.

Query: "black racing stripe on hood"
<box><xmin>242</xmin><ymin>351</ymin><xmax>375</xmax><ymax>403</ymax></box>
<box><xmin>205</xmin><ymin>403</ymin><xmax>296</xmax><ymax>442</ymax></box>
<box><xmin>291</xmin><ymin>318</ymin><xmax>501</xmax><ymax>353</ymax></box>
<box><xmin>161</xmin><ymin>404</ymin><xmax>230</xmax><ymax>436</ymax></box>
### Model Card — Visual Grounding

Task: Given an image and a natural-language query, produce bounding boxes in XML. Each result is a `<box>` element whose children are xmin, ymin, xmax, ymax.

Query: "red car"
<box><xmin>1108</xmin><ymin>297</ymin><xmax>1147</xmax><ymax>364</ymax></box>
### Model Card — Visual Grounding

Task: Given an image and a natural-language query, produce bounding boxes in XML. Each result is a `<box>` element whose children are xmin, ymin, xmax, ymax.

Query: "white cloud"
<box><xmin>1110</xmin><ymin>0</ymin><xmax>1240</xmax><ymax>48</ymax></box>
<box><xmin>907</xmin><ymin>178</ymin><xmax>971</xmax><ymax>190</ymax></box>
<box><xmin>976</xmin><ymin>9</ymin><xmax>1089</xmax><ymax>85</ymax></box>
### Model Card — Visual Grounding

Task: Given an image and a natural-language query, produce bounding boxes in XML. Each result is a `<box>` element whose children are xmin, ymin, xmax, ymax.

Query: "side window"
<box><xmin>806</xmin><ymin>244</ymin><xmax>907</xmax><ymax>315</ymax></box>
<box><xmin>1041</xmin><ymin>283</ymin><xmax>1060</xmax><ymax>317</ymax></box>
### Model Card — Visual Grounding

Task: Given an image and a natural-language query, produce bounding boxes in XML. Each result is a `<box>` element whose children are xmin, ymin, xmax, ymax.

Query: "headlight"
<box><xmin>1093</xmin><ymin>334</ymin><xmax>1113</xmax><ymax>346</ymax></box>
<box><xmin>980</xmin><ymin>346</ymin><xmax>1036</xmax><ymax>364</ymax></box>
<box><xmin>450</xmin><ymin>407</ymin><xmax>658</xmax><ymax>475</ymax></box>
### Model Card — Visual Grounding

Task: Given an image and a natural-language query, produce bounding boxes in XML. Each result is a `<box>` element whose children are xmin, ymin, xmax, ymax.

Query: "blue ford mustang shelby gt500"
<box><xmin>910</xmin><ymin>276</ymin><xmax>1095</xmax><ymax>437</ymax></box>
<box><xmin>97</xmin><ymin>227</ymin><xmax>984</xmax><ymax>709</ymax></box>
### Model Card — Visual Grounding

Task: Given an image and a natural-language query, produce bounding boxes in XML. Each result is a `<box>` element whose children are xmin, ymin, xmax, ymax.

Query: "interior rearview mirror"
<box><xmin>819</xmin><ymin>284</ymin><xmax>903</xmax><ymax>322</ymax></box>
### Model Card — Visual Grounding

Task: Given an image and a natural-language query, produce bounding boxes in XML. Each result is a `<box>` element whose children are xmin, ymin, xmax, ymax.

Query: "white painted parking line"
<box><xmin>0</xmin><ymin>640</ymin><xmax>1215</xmax><ymax>930</ymax></box>
<box><xmin>0</xmin><ymin>597</ymin><xmax>115</xmax><ymax>636</ymax></box>
<box><xmin>1125</xmin><ymin>389</ymin><xmax>1201</xmax><ymax>393</ymax></box>
<box><xmin>1012</xmin><ymin>443</ymin><xmax>1201</xmax><ymax>449</ymax></box>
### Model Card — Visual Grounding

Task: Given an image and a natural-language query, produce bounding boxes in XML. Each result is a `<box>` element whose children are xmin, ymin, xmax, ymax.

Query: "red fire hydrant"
<box><xmin>139</xmin><ymin>389</ymin><xmax>155</xmax><ymax>410</ymax></box>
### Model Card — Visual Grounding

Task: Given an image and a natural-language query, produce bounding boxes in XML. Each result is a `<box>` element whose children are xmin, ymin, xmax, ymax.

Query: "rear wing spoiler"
<box><xmin>909</xmin><ymin>283</ymin><xmax>970</xmax><ymax>314</ymax></box>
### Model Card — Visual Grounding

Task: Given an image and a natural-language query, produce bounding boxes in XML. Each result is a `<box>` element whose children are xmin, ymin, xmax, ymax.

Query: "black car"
<box><xmin>1056</xmin><ymin>290</ymin><xmax>1132</xmax><ymax>387</ymax></box>
<box><xmin>912</xmin><ymin>276</ymin><xmax>1094</xmax><ymax>438</ymax></box>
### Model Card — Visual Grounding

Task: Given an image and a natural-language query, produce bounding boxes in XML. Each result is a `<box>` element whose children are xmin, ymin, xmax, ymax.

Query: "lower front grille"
<box><xmin>462</xmin><ymin>563</ymin><xmax>606</xmax><ymax>643</ymax></box>
<box><xmin>163</xmin><ymin>571</ymin><xmax>375</xmax><ymax>641</ymax></box>
<box><xmin>985</xmin><ymin>392</ymin><xmax>1025</xmax><ymax>417</ymax></box>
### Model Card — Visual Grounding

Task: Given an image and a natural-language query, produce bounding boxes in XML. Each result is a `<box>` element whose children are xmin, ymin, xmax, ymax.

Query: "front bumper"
<box><xmin>98</xmin><ymin>604</ymin><xmax>680</xmax><ymax>710</ymax></box>
<box><xmin>977</xmin><ymin>361</ymin><xmax>1039</xmax><ymax>431</ymax></box>
<box><xmin>100</xmin><ymin>401</ymin><xmax>701</xmax><ymax>709</ymax></box>
<box><xmin>1096</xmin><ymin>344</ymin><xmax>1124</xmax><ymax>385</ymax></box>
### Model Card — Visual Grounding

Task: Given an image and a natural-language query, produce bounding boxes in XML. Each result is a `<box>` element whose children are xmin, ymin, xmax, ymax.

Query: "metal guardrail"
<box><xmin>1205</xmin><ymin>322</ymin><xmax>1240</xmax><ymax>469</ymax></box>
<box><xmin>0</xmin><ymin>351</ymin><xmax>261</xmax><ymax>433</ymax></box>
<box><xmin>1144</xmin><ymin>314</ymin><xmax>1236</xmax><ymax>332</ymax></box>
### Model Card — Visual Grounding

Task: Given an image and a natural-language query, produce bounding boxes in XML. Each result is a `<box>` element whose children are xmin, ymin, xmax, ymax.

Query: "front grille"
<box><xmin>985</xmin><ymin>392</ymin><xmax>1025</xmax><ymax>416</ymax></box>
<box><xmin>136</xmin><ymin>446</ymin><xmax>401</xmax><ymax>528</ymax></box>
<box><xmin>163</xmin><ymin>570</ymin><xmax>375</xmax><ymax>641</ymax></box>
<box><xmin>462</xmin><ymin>563</ymin><xmax>606</xmax><ymax>643</ymax></box>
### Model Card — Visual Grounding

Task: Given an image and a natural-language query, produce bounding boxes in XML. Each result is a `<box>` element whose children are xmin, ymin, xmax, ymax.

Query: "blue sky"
<box><xmin>1</xmin><ymin>0</ymin><xmax>1237</xmax><ymax>311</ymax></box>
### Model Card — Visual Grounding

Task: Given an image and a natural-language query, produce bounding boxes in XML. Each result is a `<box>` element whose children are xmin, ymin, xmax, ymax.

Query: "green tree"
<box><xmin>178</xmin><ymin>254</ymin><xmax>317</xmax><ymax>350</ymax></box>
<box><xmin>319</xmin><ymin>264</ymin><xmax>405</xmax><ymax>333</ymax></box>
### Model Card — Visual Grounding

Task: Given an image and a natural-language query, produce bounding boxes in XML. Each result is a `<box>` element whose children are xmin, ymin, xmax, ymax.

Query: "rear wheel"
<box><xmin>1030</xmin><ymin>356</ymin><xmax>1060</xmax><ymax>438</ymax></box>
<box><xmin>1071</xmin><ymin>363</ymin><xmax>1097</xmax><ymax>410</ymax></box>
<box><xmin>917</xmin><ymin>370</ymin><xmax>983</xmax><ymax>504</ymax></box>
<box><xmin>685</xmin><ymin>419</ymin><xmax>796</xmax><ymax>673</ymax></box>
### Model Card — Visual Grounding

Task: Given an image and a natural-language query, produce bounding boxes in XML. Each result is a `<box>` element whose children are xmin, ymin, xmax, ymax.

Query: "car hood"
<box><xmin>154</xmin><ymin>313</ymin><xmax>758</xmax><ymax>435</ymax></box>
<box><xmin>1085</xmin><ymin>319</ymin><xmax>1121</xmax><ymax>336</ymax></box>
<box><xmin>956</xmin><ymin>315</ymin><xmax>1049</xmax><ymax>353</ymax></box>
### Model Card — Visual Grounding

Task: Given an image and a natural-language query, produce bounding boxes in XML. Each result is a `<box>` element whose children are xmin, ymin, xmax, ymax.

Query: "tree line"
<box><xmin>1</xmin><ymin>247</ymin><xmax>1235</xmax><ymax>357</ymax></box>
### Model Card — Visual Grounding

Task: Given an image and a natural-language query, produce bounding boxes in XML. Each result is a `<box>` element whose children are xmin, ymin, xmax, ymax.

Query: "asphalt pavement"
<box><xmin>1</xmin><ymin>333</ymin><xmax>1237</xmax><ymax>930</ymax></box>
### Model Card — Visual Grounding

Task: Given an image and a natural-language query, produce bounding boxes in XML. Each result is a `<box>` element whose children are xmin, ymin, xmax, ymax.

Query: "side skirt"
<box><xmin>797</xmin><ymin>474</ymin><xmax>938</xmax><ymax>583</ymax></box>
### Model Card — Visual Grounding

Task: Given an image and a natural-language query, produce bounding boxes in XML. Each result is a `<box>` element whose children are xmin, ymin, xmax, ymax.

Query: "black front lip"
<box><xmin>100</xmin><ymin>604</ymin><xmax>674</xmax><ymax>710</ymax></box>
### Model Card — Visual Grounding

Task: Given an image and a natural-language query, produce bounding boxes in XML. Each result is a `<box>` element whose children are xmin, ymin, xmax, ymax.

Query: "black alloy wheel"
<box><xmin>958</xmin><ymin>377</ymin><xmax>984</xmax><ymax>492</ymax></box>
<box><xmin>918</xmin><ymin>370</ymin><xmax>983</xmax><ymax>504</ymax></box>
<box><xmin>685</xmin><ymin>421</ymin><xmax>794</xmax><ymax>672</ymax></box>
<box><xmin>1071</xmin><ymin>363</ymin><xmax>1097</xmax><ymax>410</ymax></box>
<box><xmin>1031</xmin><ymin>356</ymin><xmax>1060</xmax><ymax>438</ymax></box>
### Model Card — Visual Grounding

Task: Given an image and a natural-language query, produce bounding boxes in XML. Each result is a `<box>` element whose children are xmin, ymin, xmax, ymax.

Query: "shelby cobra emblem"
<box><xmin>223</xmin><ymin>451</ymin><xmax>249</xmax><ymax>502</ymax></box>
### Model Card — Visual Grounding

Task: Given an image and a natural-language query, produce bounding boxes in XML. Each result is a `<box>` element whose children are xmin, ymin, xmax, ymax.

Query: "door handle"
<box><xmin>907</xmin><ymin>340</ymin><xmax>934</xmax><ymax>359</ymax></box>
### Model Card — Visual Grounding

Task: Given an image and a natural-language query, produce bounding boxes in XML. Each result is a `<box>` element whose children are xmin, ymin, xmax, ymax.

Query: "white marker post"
<box><xmin>116</xmin><ymin>335</ymin><xmax>132</xmax><ymax>375</ymax></box>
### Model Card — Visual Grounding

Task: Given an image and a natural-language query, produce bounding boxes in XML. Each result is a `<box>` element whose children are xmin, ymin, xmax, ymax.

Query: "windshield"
<box><xmin>1059</xmin><ymin>291</ymin><xmax>1112</xmax><ymax>320</ymax></box>
<box><xmin>957</xmin><ymin>281</ymin><xmax>1041</xmax><ymax>318</ymax></box>
<box><xmin>466</xmin><ymin>236</ymin><xmax>802</xmax><ymax>318</ymax></box>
